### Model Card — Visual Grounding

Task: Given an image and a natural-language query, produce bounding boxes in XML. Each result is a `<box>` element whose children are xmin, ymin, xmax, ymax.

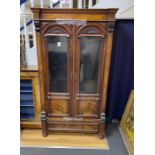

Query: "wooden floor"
<box><xmin>21</xmin><ymin>129</ymin><xmax>109</xmax><ymax>149</ymax></box>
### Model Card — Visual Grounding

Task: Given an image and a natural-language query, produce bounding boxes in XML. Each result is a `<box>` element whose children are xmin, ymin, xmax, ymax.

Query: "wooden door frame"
<box><xmin>41</xmin><ymin>23</ymin><xmax>74</xmax><ymax>118</ymax></box>
<box><xmin>74</xmin><ymin>23</ymin><xmax>108</xmax><ymax>119</ymax></box>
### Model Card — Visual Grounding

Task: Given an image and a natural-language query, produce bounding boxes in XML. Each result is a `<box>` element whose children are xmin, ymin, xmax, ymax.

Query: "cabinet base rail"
<box><xmin>41</xmin><ymin>111</ymin><xmax>105</xmax><ymax>139</ymax></box>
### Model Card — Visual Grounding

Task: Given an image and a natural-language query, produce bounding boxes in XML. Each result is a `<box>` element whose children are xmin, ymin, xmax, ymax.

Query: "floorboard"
<box><xmin>20</xmin><ymin>124</ymin><xmax>129</xmax><ymax>155</ymax></box>
<box><xmin>21</xmin><ymin>130</ymin><xmax>108</xmax><ymax>149</ymax></box>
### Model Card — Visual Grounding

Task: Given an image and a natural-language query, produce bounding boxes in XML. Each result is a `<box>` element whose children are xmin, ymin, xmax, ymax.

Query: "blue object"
<box><xmin>20</xmin><ymin>0</ymin><xmax>27</xmax><ymax>5</ymax></box>
<box><xmin>107</xmin><ymin>19</ymin><xmax>134</xmax><ymax>123</ymax></box>
<box><xmin>20</xmin><ymin>20</ymin><xmax>33</xmax><ymax>31</ymax></box>
<box><xmin>20</xmin><ymin>80</ymin><xmax>35</xmax><ymax>119</ymax></box>
<box><xmin>20</xmin><ymin>0</ymin><xmax>60</xmax><ymax>6</ymax></box>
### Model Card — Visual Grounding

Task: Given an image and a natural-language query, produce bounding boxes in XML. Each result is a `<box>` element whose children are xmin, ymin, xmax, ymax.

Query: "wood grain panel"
<box><xmin>21</xmin><ymin>121</ymin><xmax>41</xmax><ymax>129</ymax></box>
<box><xmin>42</xmin><ymin>13</ymin><xmax>108</xmax><ymax>21</ymax></box>
<box><xmin>50</xmin><ymin>99</ymin><xmax>68</xmax><ymax>114</ymax></box>
<box><xmin>21</xmin><ymin>129</ymin><xmax>108</xmax><ymax>149</ymax></box>
<box><xmin>78</xmin><ymin>100</ymin><xmax>97</xmax><ymax>116</ymax></box>
<box><xmin>48</xmin><ymin>123</ymin><xmax>98</xmax><ymax>130</ymax></box>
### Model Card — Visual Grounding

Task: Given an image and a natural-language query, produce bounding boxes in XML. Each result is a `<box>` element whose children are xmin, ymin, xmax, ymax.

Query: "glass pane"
<box><xmin>79</xmin><ymin>36</ymin><xmax>101</xmax><ymax>94</ymax></box>
<box><xmin>46</xmin><ymin>36</ymin><xmax>68</xmax><ymax>92</ymax></box>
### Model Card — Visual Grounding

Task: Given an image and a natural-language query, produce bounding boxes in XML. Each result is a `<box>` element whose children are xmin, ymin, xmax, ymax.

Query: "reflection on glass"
<box><xmin>80</xmin><ymin>36</ymin><xmax>101</xmax><ymax>94</ymax></box>
<box><xmin>46</xmin><ymin>36</ymin><xmax>68</xmax><ymax>92</ymax></box>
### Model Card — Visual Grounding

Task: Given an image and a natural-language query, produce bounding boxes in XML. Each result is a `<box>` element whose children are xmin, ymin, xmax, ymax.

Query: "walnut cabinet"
<box><xmin>32</xmin><ymin>8</ymin><xmax>118</xmax><ymax>138</ymax></box>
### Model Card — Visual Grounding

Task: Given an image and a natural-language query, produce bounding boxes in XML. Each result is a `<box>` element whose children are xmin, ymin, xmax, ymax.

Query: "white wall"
<box><xmin>26</xmin><ymin>47</ymin><xmax>38</xmax><ymax>66</ymax></box>
<box><xmin>93</xmin><ymin>0</ymin><xmax>134</xmax><ymax>19</ymax></box>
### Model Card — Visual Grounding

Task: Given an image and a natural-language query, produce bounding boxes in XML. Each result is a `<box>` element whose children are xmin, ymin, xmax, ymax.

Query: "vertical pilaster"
<box><xmin>99</xmin><ymin>22</ymin><xmax>115</xmax><ymax>138</ymax></box>
<box><xmin>98</xmin><ymin>113</ymin><xmax>106</xmax><ymax>138</ymax></box>
<box><xmin>100</xmin><ymin>22</ymin><xmax>115</xmax><ymax>114</ymax></box>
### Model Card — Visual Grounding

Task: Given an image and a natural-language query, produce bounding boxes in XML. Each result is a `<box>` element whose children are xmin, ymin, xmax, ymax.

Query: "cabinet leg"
<box><xmin>98</xmin><ymin>121</ymin><xmax>105</xmax><ymax>139</ymax></box>
<box><xmin>41</xmin><ymin>111</ymin><xmax>48</xmax><ymax>137</ymax></box>
<box><xmin>98</xmin><ymin>113</ymin><xmax>106</xmax><ymax>139</ymax></box>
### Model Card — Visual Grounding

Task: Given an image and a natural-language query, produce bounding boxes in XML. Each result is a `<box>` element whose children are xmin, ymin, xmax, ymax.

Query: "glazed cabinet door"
<box><xmin>42</xmin><ymin>24</ymin><xmax>73</xmax><ymax>119</ymax></box>
<box><xmin>75</xmin><ymin>23</ymin><xmax>107</xmax><ymax>119</ymax></box>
